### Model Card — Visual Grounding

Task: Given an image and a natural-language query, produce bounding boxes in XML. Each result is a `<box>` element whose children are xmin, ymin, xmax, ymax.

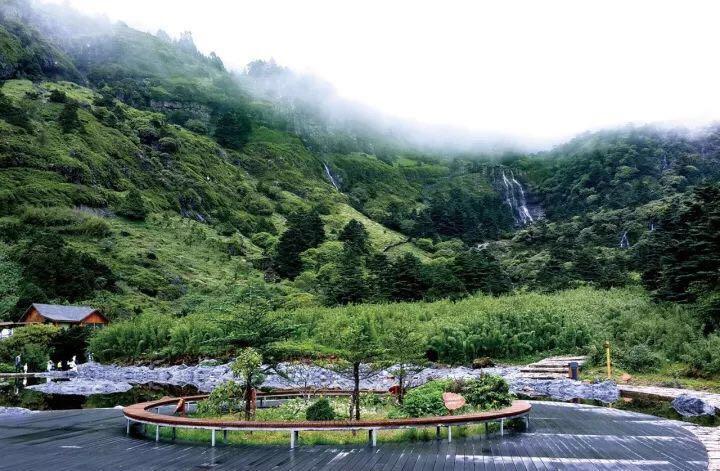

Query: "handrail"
<box><xmin>122</xmin><ymin>394</ymin><xmax>531</xmax><ymax>448</ymax></box>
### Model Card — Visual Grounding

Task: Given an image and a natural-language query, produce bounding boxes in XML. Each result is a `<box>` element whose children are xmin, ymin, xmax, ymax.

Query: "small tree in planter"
<box><xmin>327</xmin><ymin>316</ymin><xmax>385</xmax><ymax>420</ymax></box>
<box><xmin>386</xmin><ymin>323</ymin><xmax>427</xmax><ymax>404</ymax></box>
<box><xmin>231</xmin><ymin>347</ymin><xmax>264</xmax><ymax>420</ymax></box>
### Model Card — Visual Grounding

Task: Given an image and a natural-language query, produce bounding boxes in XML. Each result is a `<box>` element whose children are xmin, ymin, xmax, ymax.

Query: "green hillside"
<box><xmin>1</xmin><ymin>0</ymin><xmax>720</xmax><ymax>381</ymax></box>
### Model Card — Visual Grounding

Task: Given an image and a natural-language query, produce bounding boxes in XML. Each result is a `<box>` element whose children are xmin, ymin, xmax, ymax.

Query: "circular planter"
<box><xmin>123</xmin><ymin>392</ymin><xmax>532</xmax><ymax>448</ymax></box>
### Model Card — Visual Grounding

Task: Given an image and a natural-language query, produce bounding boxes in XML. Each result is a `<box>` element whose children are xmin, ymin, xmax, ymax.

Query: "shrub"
<box><xmin>88</xmin><ymin>313</ymin><xmax>173</xmax><ymax>362</ymax></box>
<box><xmin>472</xmin><ymin>357</ymin><xmax>494</xmax><ymax>369</ymax></box>
<box><xmin>21</xmin><ymin>343</ymin><xmax>51</xmax><ymax>372</ymax></box>
<box><xmin>250</xmin><ymin>232</ymin><xmax>277</xmax><ymax>249</ymax></box>
<box><xmin>117</xmin><ymin>189</ymin><xmax>149</xmax><ymax>221</ymax></box>
<box><xmin>158</xmin><ymin>137</ymin><xmax>179</xmax><ymax>153</ymax></box>
<box><xmin>185</xmin><ymin>119</ymin><xmax>207</xmax><ymax>134</ymax></box>
<box><xmin>20</xmin><ymin>206</ymin><xmax>82</xmax><ymax>227</ymax></box>
<box><xmin>621</xmin><ymin>344</ymin><xmax>661</xmax><ymax>372</ymax></box>
<box><xmin>58</xmin><ymin>102</ymin><xmax>82</xmax><ymax>133</ymax></box>
<box><xmin>0</xmin><ymin>363</ymin><xmax>14</xmax><ymax>373</ymax></box>
<box><xmin>402</xmin><ymin>380</ymin><xmax>449</xmax><ymax>418</ymax></box>
<box><xmin>137</xmin><ymin>125</ymin><xmax>160</xmax><ymax>144</ymax></box>
<box><xmin>0</xmin><ymin>324</ymin><xmax>58</xmax><ymax>371</ymax></box>
<box><xmin>0</xmin><ymin>91</ymin><xmax>32</xmax><ymax>130</ymax></box>
<box><xmin>460</xmin><ymin>375</ymin><xmax>512</xmax><ymax>410</ymax></box>
<box><xmin>197</xmin><ymin>380</ymin><xmax>244</xmax><ymax>415</ymax></box>
<box><xmin>305</xmin><ymin>397</ymin><xmax>336</xmax><ymax>421</ymax></box>
<box><xmin>683</xmin><ymin>335</ymin><xmax>720</xmax><ymax>377</ymax></box>
<box><xmin>48</xmin><ymin>90</ymin><xmax>67</xmax><ymax>103</ymax></box>
<box><xmin>70</xmin><ymin>217</ymin><xmax>111</xmax><ymax>238</ymax></box>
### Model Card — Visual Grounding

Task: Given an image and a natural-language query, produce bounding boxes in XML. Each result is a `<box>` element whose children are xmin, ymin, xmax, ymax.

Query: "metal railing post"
<box><xmin>368</xmin><ymin>429</ymin><xmax>377</xmax><ymax>447</ymax></box>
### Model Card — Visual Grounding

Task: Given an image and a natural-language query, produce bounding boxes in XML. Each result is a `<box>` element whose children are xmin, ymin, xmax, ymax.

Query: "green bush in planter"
<box><xmin>402</xmin><ymin>380</ymin><xmax>450</xmax><ymax>418</ymax></box>
<box><xmin>460</xmin><ymin>375</ymin><xmax>512</xmax><ymax>410</ymax></box>
<box><xmin>305</xmin><ymin>397</ymin><xmax>335</xmax><ymax>421</ymax></box>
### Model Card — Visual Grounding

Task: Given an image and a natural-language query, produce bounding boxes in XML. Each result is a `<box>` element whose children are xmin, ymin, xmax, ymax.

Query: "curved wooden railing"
<box><xmin>122</xmin><ymin>392</ymin><xmax>532</xmax><ymax>448</ymax></box>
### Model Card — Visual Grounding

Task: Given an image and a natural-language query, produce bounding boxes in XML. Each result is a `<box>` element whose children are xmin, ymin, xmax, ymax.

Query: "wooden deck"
<box><xmin>0</xmin><ymin>402</ymin><xmax>709</xmax><ymax>470</ymax></box>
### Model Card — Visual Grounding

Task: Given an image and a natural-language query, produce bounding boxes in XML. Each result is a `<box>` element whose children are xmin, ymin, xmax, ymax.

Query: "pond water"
<box><xmin>0</xmin><ymin>377</ymin><xmax>199</xmax><ymax>411</ymax></box>
<box><xmin>516</xmin><ymin>393</ymin><xmax>720</xmax><ymax>427</ymax></box>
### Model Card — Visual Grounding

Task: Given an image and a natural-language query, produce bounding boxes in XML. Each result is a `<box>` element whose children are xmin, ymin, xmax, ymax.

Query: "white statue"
<box><xmin>68</xmin><ymin>355</ymin><xmax>77</xmax><ymax>372</ymax></box>
<box><xmin>22</xmin><ymin>363</ymin><xmax>28</xmax><ymax>374</ymax></box>
<box><xmin>46</xmin><ymin>360</ymin><xmax>53</xmax><ymax>372</ymax></box>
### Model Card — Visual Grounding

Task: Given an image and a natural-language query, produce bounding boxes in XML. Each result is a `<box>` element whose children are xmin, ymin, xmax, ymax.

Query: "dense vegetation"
<box><xmin>2</xmin><ymin>0</ymin><xmax>720</xmax><ymax>383</ymax></box>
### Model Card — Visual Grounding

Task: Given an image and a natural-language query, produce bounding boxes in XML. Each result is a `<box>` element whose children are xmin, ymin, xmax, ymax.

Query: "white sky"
<box><xmin>44</xmin><ymin>0</ymin><xmax>720</xmax><ymax>144</ymax></box>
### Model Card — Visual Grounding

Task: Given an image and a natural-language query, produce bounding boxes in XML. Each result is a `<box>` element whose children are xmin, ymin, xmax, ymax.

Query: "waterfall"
<box><xmin>323</xmin><ymin>162</ymin><xmax>340</xmax><ymax>191</ymax></box>
<box><xmin>619</xmin><ymin>231</ymin><xmax>630</xmax><ymax>249</ymax></box>
<box><xmin>501</xmin><ymin>170</ymin><xmax>534</xmax><ymax>226</ymax></box>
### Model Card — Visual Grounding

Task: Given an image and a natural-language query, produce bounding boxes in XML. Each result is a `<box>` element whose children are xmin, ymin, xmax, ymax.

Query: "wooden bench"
<box><xmin>123</xmin><ymin>394</ymin><xmax>532</xmax><ymax>449</ymax></box>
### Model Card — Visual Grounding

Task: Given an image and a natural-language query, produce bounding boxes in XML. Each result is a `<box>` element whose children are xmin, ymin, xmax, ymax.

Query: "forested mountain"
<box><xmin>1</xmin><ymin>0</ymin><xmax>720</xmax><ymax>353</ymax></box>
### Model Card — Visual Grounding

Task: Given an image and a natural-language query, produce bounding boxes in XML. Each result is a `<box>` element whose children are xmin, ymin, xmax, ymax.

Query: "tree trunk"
<box><xmin>398</xmin><ymin>371</ymin><xmax>405</xmax><ymax>404</ymax></box>
<box><xmin>353</xmin><ymin>362</ymin><xmax>361</xmax><ymax>420</ymax></box>
<box><xmin>244</xmin><ymin>374</ymin><xmax>252</xmax><ymax>421</ymax></box>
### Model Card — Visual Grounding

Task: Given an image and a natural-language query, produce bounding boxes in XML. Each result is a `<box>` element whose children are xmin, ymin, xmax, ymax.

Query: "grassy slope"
<box><xmin>0</xmin><ymin>77</ymin><xmax>440</xmax><ymax>319</ymax></box>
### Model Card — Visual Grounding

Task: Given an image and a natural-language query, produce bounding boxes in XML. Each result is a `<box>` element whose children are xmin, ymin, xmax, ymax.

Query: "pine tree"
<box><xmin>389</xmin><ymin>253</ymin><xmax>426</xmax><ymax>301</ymax></box>
<box><xmin>453</xmin><ymin>249</ymin><xmax>512</xmax><ymax>295</ymax></box>
<box><xmin>273</xmin><ymin>209</ymin><xmax>325</xmax><ymax>279</ymax></box>
<box><xmin>214</xmin><ymin>110</ymin><xmax>251</xmax><ymax>150</ymax></box>
<box><xmin>367</xmin><ymin>252</ymin><xmax>392</xmax><ymax>301</ymax></box>
<box><xmin>58</xmin><ymin>101</ymin><xmax>82</xmax><ymax>133</ymax></box>
<box><xmin>338</xmin><ymin>219</ymin><xmax>370</xmax><ymax>255</ymax></box>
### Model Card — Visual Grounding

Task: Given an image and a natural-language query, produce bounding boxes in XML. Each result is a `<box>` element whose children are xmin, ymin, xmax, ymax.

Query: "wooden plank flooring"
<box><xmin>0</xmin><ymin>402</ymin><xmax>709</xmax><ymax>470</ymax></box>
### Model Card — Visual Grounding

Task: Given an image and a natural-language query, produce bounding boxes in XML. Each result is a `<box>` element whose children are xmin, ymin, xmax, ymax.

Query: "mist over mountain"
<box><xmin>1</xmin><ymin>0</ymin><xmax>720</xmax><ymax>380</ymax></box>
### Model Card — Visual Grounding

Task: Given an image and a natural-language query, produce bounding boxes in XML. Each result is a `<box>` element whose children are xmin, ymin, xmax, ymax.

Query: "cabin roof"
<box><xmin>26</xmin><ymin>303</ymin><xmax>99</xmax><ymax>322</ymax></box>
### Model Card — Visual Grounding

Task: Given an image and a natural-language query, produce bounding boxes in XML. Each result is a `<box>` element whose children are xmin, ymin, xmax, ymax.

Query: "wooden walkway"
<box><xmin>519</xmin><ymin>355</ymin><xmax>588</xmax><ymax>380</ymax></box>
<box><xmin>0</xmin><ymin>402</ymin><xmax>708</xmax><ymax>470</ymax></box>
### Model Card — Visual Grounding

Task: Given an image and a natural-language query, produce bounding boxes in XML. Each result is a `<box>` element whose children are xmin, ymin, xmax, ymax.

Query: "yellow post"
<box><xmin>603</xmin><ymin>341</ymin><xmax>612</xmax><ymax>379</ymax></box>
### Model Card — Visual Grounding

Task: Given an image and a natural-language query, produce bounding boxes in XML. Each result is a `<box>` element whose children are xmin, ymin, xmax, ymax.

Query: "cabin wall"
<box><xmin>81</xmin><ymin>312</ymin><xmax>107</xmax><ymax>325</ymax></box>
<box><xmin>23</xmin><ymin>308</ymin><xmax>45</xmax><ymax>323</ymax></box>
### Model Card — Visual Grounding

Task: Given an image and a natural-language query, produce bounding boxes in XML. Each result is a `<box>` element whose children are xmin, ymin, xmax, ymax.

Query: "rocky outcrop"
<box><xmin>671</xmin><ymin>394</ymin><xmax>717</xmax><ymax>417</ymax></box>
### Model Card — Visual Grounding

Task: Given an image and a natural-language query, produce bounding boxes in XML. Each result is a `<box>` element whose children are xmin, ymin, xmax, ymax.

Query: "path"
<box><xmin>0</xmin><ymin>402</ymin><xmax>708</xmax><ymax>470</ymax></box>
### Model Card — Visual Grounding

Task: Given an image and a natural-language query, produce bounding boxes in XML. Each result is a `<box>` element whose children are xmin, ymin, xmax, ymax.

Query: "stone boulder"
<box><xmin>671</xmin><ymin>394</ymin><xmax>717</xmax><ymax>417</ymax></box>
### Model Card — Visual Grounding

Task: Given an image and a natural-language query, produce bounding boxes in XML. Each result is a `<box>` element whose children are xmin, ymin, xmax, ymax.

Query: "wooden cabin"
<box><xmin>19</xmin><ymin>304</ymin><xmax>108</xmax><ymax>329</ymax></box>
